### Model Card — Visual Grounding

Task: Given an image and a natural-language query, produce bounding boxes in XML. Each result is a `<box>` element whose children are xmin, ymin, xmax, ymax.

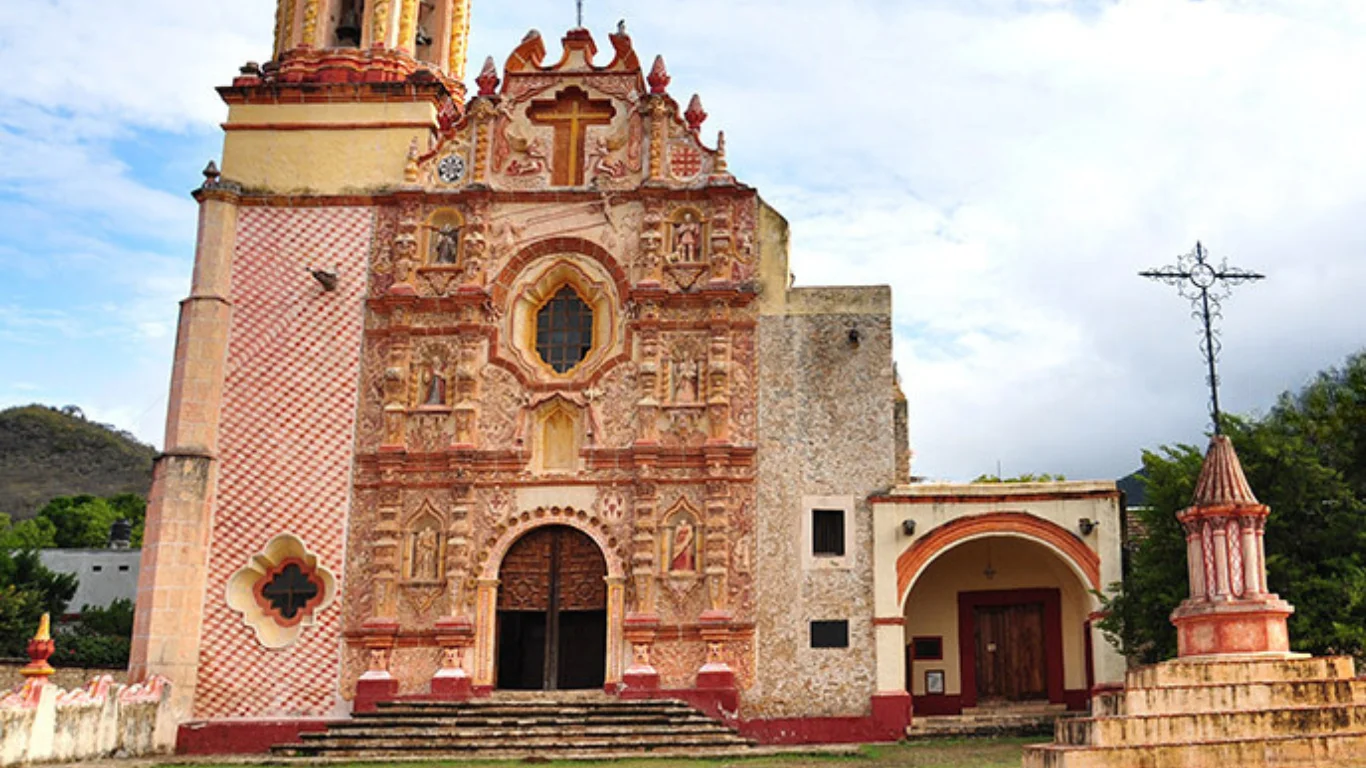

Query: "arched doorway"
<box><xmin>496</xmin><ymin>525</ymin><xmax>607</xmax><ymax>690</ymax></box>
<box><xmin>900</xmin><ymin>534</ymin><xmax>1098</xmax><ymax>714</ymax></box>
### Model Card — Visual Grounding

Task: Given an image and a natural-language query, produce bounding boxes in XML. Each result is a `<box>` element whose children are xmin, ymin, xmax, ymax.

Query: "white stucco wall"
<box><xmin>38</xmin><ymin>550</ymin><xmax>141</xmax><ymax>613</ymax></box>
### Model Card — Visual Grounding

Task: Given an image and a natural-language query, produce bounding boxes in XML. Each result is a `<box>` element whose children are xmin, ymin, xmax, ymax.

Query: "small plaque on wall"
<box><xmin>925</xmin><ymin>669</ymin><xmax>945</xmax><ymax>695</ymax></box>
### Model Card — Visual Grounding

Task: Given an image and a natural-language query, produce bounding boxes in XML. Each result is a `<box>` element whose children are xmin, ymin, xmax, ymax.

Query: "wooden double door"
<box><xmin>496</xmin><ymin>526</ymin><xmax>607</xmax><ymax>690</ymax></box>
<box><xmin>973</xmin><ymin>601</ymin><xmax>1048</xmax><ymax>702</ymax></box>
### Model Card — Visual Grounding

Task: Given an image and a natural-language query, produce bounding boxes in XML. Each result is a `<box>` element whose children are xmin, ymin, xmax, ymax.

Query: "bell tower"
<box><xmin>271</xmin><ymin>0</ymin><xmax>472</xmax><ymax>80</ymax></box>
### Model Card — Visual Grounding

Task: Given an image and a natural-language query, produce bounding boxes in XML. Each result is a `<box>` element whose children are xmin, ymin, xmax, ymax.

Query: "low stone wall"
<box><xmin>0</xmin><ymin>675</ymin><xmax>171</xmax><ymax>765</ymax></box>
<box><xmin>0</xmin><ymin>662</ymin><xmax>129</xmax><ymax>692</ymax></box>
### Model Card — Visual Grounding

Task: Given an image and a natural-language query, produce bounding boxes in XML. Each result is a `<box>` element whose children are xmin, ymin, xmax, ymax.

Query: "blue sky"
<box><xmin>3</xmin><ymin>0</ymin><xmax>1365</xmax><ymax>480</ymax></box>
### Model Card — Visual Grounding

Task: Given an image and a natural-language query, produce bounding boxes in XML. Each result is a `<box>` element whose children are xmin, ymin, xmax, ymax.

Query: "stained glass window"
<box><xmin>536</xmin><ymin>286</ymin><xmax>594</xmax><ymax>373</ymax></box>
<box><xmin>261</xmin><ymin>563</ymin><xmax>321</xmax><ymax>621</ymax></box>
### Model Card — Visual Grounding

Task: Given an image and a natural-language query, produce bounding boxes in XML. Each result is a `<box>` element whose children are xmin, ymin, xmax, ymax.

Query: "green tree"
<box><xmin>53</xmin><ymin>598</ymin><xmax>135</xmax><ymax>668</ymax></box>
<box><xmin>1101</xmin><ymin>351</ymin><xmax>1366</xmax><ymax>663</ymax></box>
<box><xmin>0</xmin><ymin>549</ymin><xmax>77</xmax><ymax>657</ymax></box>
<box><xmin>972</xmin><ymin>473</ymin><xmax>1068</xmax><ymax>483</ymax></box>
<box><xmin>0</xmin><ymin>513</ymin><xmax>58</xmax><ymax>550</ymax></box>
<box><xmin>36</xmin><ymin>495</ymin><xmax>121</xmax><ymax>548</ymax></box>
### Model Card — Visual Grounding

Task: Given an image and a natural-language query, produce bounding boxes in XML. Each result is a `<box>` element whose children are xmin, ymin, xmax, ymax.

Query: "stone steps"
<box><xmin>1023</xmin><ymin>656</ymin><xmax>1366</xmax><ymax>767</ymax></box>
<box><xmin>909</xmin><ymin>708</ymin><xmax>1071</xmax><ymax>739</ymax></box>
<box><xmin>1095</xmin><ymin>679</ymin><xmax>1366</xmax><ymax>717</ymax></box>
<box><xmin>1058</xmin><ymin>703</ymin><xmax>1366</xmax><ymax>747</ymax></box>
<box><xmin>1023</xmin><ymin>730</ymin><xmax>1366</xmax><ymax>768</ymax></box>
<box><xmin>308</xmin><ymin>723</ymin><xmax>739</xmax><ymax>739</ymax></box>
<box><xmin>1124</xmin><ymin>656</ymin><xmax>1353</xmax><ymax>688</ymax></box>
<box><xmin>272</xmin><ymin>695</ymin><xmax>756</xmax><ymax>758</ymax></box>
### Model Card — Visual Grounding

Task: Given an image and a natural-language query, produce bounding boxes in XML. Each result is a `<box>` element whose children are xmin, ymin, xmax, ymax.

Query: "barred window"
<box><xmin>536</xmin><ymin>286</ymin><xmax>594</xmax><ymax>373</ymax></box>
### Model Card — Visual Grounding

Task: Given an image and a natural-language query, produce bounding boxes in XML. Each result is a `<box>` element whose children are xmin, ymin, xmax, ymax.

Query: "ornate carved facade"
<box><xmin>134</xmin><ymin>0</ymin><xmax>927</xmax><ymax>744</ymax></box>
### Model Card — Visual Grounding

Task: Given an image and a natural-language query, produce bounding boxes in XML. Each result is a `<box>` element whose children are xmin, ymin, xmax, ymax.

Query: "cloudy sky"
<box><xmin>2</xmin><ymin>0</ymin><xmax>1363</xmax><ymax>482</ymax></box>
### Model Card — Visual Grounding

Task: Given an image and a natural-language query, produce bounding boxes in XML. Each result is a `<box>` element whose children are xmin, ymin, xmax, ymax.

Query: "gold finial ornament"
<box><xmin>448</xmin><ymin>0</ymin><xmax>472</xmax><ymax>80</ymax></box>
<box><xmin>35</xmin><ymin>613</ymin><xmax>51</xmax><ymax>642</ymax></box>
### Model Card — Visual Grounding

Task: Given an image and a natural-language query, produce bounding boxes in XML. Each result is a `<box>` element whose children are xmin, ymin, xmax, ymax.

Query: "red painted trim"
<box><xmin>871</xmin><ymin>489</ymin><xmax>1119</xmax><ymax>505</ymax></box>
<box><xmin>222</xmin><ymin>121</ymin><xmax>434</xmax><ymax>131</ymax></box>
<box><xmin>911</xmin><ymin>692</ymin><xmax>962</xmax><ymax>716</ymax></box>
<box><xmin>737</xmin><ymin>692</ymin><xmax>910</xmax><ymax>744</ymax></box>
<box><xmin>1063</xmin><ymin>688</ymin><xmax>1089</xmax><ymax>711</ymax></box>
<box><xmin>897</xmin><ymin>512</ymin><xmax>1102</xmax><ymax>602</ymax></box>
<box><xmin>957</xmin><ymin>588</ymin><xmax>1065</xmax><ymax>710</ymax></box>
<box><xmin>176</xmin><ymin>720</ymin><xmax>332</xmax><ymax>755</ymax></box>
<box><xmin>1083</xmin><ymin>619</ymin><xmax>1095</xmax><ymax>693</ymax></box>
<box><xmin>873</xmin><ymin>616</ymin><xmax>906</xmax><ymax>626</ymax></box>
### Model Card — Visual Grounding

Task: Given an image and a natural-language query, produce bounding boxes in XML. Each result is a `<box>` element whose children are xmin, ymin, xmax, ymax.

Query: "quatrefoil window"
<box><xmin>259</xmin><ymin>562</ymin><xmax>322</xmax><ymax>622</ymax></box>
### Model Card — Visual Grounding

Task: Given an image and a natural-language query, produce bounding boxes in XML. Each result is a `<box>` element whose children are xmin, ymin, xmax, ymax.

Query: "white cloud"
<box><xmin>4</xmin><ymin>0</ymin><xmax>1365</xmax><ymax>481</ymax></box>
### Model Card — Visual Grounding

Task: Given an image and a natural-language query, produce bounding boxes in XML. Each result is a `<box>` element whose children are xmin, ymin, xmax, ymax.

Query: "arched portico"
<box><xmin>472</xmin><ymin>509</ymin><xmax>626</xmax><ymax>692</ymax></box>
<box><xmin>895</xmin><ymin>515</ymin><xmax>1101</xmax><ymax>715</ymax></box>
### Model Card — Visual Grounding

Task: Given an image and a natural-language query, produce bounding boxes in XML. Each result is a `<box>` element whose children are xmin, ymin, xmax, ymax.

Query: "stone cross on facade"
<box><xmin>1141</xmin><ymin>241</ymin><xmax>1264</xmax><ymax>434</ymax></box>
<box><xmin>528</xmin><ymin>86</ymin><xmax>616</xmax><ymax>186</ymax></box>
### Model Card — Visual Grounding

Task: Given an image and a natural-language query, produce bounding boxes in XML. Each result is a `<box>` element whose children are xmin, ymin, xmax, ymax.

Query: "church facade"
<box><xmin>130</xmin><ymin>0</ymin><xmax>1123</xmax><ymax>751</ymax></box>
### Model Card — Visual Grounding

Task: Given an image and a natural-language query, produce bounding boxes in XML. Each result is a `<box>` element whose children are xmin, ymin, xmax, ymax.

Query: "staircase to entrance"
<box><xmin>272</xmin><ymin>691</ymin><xmax>758</xmax><ymax>759</ymax></box>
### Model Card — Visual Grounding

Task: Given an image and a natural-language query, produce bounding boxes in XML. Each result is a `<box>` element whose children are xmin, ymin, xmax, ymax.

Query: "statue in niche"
<box><xmin>670</xmin><ymin>520</ymin><xmax>696</xmax><ymax>572</ymax></box>
<box><xmin>671</xmin><ymin>212</ymin><xmax>702</xmax><ymax>263</ymax></box>
<box><xmin>422</xmin><ymin>363</ymin><xmax>447</xmax><ymax>406</ymax></box>
<box><xmin>672</xmin><ymin>359</ymin><xmax>700</xmax><ymax>404</ymax></box>
<box><xmin>334</xmin><ymin>0</ymin><xmax>363</xmax><ymax>47</ymax></box>
<box><xmin>410</xmin><ymin>527</ymin><xmax>440</xmax><ymax>581</ymax></box>
<box><xmin>433</xmin><ymin>224</ymin><xmax>461</xmax><ymax>265</ymax></box>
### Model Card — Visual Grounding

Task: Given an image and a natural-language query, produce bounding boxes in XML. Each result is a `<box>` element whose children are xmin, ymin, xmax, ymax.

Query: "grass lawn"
<box><xmin>170</xmin><ymin>740</ymin><xmax>1045</xmax><ymax>768</ymax></box>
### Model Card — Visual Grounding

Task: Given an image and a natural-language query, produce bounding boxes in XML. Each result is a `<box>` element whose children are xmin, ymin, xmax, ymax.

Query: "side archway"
<box><xmin>896</xmin><ymin>512</ymin><xmax>1101</xmax><ymax>609</ymax></box>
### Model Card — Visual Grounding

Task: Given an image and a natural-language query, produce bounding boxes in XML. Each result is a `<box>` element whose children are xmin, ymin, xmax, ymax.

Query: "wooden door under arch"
<box><xmin>496</xmin><ymin>525</ymin><xmax>607</xmax><ymax>690</ymax></box>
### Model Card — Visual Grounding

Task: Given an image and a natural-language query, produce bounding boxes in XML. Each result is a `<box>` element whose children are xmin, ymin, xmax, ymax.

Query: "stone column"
<box><xmin>128</xmin><ymin>179</ymin><xmax>239</xmax><ymax>731</ymax></box>
<box><xmin>604</xmin><ymin>576</ymin><xmax>626</xmax><ymax>687</ymax></box>
<box><xmin>472</xmin><ymin>578</ymin><xmax>499</xmax><ymax>692</ymax></box>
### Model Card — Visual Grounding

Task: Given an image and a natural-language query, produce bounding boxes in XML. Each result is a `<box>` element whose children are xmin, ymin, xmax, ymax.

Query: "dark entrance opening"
<box><xmin>496</xmin><ymin>525</ymin><xmax>607</xmax><ymax>690</ymax></box>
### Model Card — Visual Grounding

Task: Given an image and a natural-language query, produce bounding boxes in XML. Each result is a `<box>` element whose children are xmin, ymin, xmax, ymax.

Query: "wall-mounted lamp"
<box><xmin>901</xmin><ymin>519</ymin><xmax>916</xmax><ymax>536</ymax></box>
<box><xmin>310</xmin><ymin>267</ymin><xmax>339</xmax><ymax>292</ymax></box>
<box><xmin>1078</xmin><ymin>518</ymin><xmax>1098</xmax><ymax>536</ymax></box>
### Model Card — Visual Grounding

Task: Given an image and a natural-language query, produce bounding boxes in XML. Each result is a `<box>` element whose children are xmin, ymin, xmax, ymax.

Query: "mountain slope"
<box><xmin>0</xmin><ymin>405</ymin><xmax>156</xmax><ymax>520</ymax></box>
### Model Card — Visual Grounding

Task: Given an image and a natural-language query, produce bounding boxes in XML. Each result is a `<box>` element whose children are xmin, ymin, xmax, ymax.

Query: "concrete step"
<box><xmin>1098</xmin><ymin>679</ymin><xmax>1366</xmax><ymax>717</ymax></box>
<box><xmin>306</xmin><ymin>723</ymin><xmax>739</xmax><ymax>739</ymax></box>
<box><xmin>274</xmin><ymin>745</ymin><xmax>786</xmax><ymax>761</ymax></box>
<box><xmin>1056</xmin><ymin>703</ymin><xmax>1366</xmax><ymax>747</ymax></box>
<box><xmin>1024</xmin><ymin>729</ymin><xmax>1366</xmax><ymax>768</ymax></box>
<box><xmin>278</xmin><ymin>734</ymin><xmax>754</xmax><ymax>756</ymax></box>
<box><xmin>1124</xmin><ymin>656</ymin><xmax>1354</xmax><ymax>690</ymax></box>
<box><xmin>909</xmin><ymin>712</ymin><xmax>1069</xmax><ymax>739</ymax></box>
<box><xmin>338</xmin><ymin>710</ymin><xmax>715</xmax><ymax>721</ymax></box>
<box><xmin>272</xmin><ymin>694</ymin><xmax>755</xmax><ymax>759</ymax></box>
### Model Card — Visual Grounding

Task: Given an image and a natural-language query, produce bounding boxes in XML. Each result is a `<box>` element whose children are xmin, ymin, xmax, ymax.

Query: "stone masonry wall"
<box><xmin>750</xmin><ymin>286</ymin><xmax>896</xmax><ymax>717</ymax></box>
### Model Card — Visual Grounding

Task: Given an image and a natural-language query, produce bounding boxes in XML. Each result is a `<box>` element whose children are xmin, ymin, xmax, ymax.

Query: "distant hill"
<box><xmin>0</xmin><ymin>405</ymin><xmax>156</xmax><ymax>520</ymax></box>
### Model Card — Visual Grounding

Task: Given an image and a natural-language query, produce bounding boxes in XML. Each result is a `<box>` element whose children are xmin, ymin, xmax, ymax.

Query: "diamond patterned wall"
<box><xmin>194</xmin><ymin>206</ymin><xmax>373</xmax><ymax>719</ymax></box>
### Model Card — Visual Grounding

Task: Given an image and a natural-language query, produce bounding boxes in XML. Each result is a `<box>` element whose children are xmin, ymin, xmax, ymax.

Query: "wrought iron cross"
<box><xmin>1141</xmin><ymin>241</ymin><xmax>1264</xmax><ymax>434</ymax></box>
<box><xmin>576</xmin><ymin>0</ymin><xmax>584</xmax><ymax>27</ymax></box>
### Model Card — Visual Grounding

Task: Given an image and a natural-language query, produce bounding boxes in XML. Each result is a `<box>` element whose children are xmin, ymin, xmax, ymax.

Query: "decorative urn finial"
<box><xmin>684</xmin><ymin>94</ymin><xmax>708</xmax><ymax>133</ymax></box>
<box><xmin>647</xmin><ymin>55</ymin><xmax>671</xmax><ymax>95</ymax></box>
<box><xmin>20</xmin><ymin>613</ymin><xmax>56</xmax><ymax>680</ymax></box>
<box><xmin>475</xmin><ymin>56</ymin><xmax>500</xmax><ymax>96</ymax></box>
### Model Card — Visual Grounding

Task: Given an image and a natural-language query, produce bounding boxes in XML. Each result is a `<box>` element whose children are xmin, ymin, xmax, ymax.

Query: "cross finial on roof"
<box><xmin>576</xmin><ymin>0</ymin><xmax>584</xmax><ymax>28</ymax></box>
<box><xmin>1141</xmin><ymin>242</ymin><xmax>1265</xmax><ymax>435</ymax></box>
